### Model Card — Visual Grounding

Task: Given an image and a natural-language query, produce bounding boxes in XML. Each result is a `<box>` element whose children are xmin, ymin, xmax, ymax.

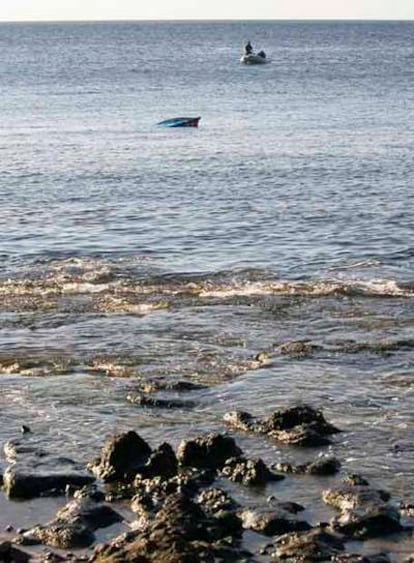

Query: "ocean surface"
<box><xmin>0</xmin><ymin>20</ymin><xmax>413</xmax><ymax>558</ymax></box>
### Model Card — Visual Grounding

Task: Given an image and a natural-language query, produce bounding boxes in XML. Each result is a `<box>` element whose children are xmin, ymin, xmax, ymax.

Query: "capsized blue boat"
<box><xmin>157</xmin><ymin>116</ymin><xmax>201</xmax><ymax>128</ymax></box>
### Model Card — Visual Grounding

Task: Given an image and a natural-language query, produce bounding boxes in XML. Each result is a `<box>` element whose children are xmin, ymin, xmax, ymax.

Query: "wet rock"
<box><xmin>197</xmin><ymin>488</ymin><xmax>243</xmax><ymax>539</ymax></box>
<box><xmin>343</xmin><ymin>473</ymin><xmax>370</xmax><ymax>486</ymax></box>
<box><xmin>3</xmin><ymin>439</ymin><xmax>48</xmax><ymax>462</ymax></box>
<box><xmin>88</xmin><ymin>431</ymin><xmax>152</xmax><ymax>482</ymax></box>
<box><xmin>223</xmin><ymin>410</ymin><xmax>258</xmax><ymax>432</ymax></box>
<box><xmin>332</xmin><ymin>554</ymin><xmax>391</xmax><ymax>562</ymax></box>
<box><xmin>23</xmin><ymin>485</ymin><xmax>123</xmax><ymax>549</ymax></box>
<box><xmin>126</xmin><ymin>393</ymin><xmax>196</xmax><ymax>409</ymax></box>
<box><xmin>323</xmin><ymin>485</ymin><xmax>402</xmax><ymax>539</ymax></box>
<box><xmin>222</xmin><ymin>456</ymin><xmax>284</xmax><ymax>486</ymax></box>
<box><xmin>267</xmin><ymin>497</ymin><xmax>305</xmax><ymax>514</ymax></box>
<box><xmin>0</xmin><ymin>541</ymin><xmax>30</xmax><ymax>562</ymax></box>
<box><xmin>275</xmin><ymin>455</ymin><xmax>341</xmax><ymax>476</ymax></box>
<box><xmin>265</xmin><ymin>404</ymin><xmax>339</xmax><ymax>436</ymax></box>
<box><xmin>270</xmin><ymin>527</ymin><xmax>345</xmax><ymax>561</ymax></box>
<box><xmin>197</xmin><ymin>486</ymin><xmax>240</xmax><ymax>514</ymax></box>
<box><xmin>241</xmin><ymin>505</ymin><xmax>311</xmax><ymax>536</ymax></box>
<box><xmin>323</xmin><ymin>485</ymin><xmax>391</xmax><ymax>510</ymax></box>
<box><xmin>136</xmin><ymin>379</ymin><xmax>207</xmax><ymax>393</ymax></box>
<box><xmin>91</xmin><ymin>490</ymin><xmax>249</xmax><ymax>562</ymax></box>
<box><xmin>131</xmin><ymin>468</ymin><xmax>216</xmax><ymax>524</ymax></box>
<box><xmin>224</xmin><ymin>404</ymin><xmax>340</xmax><ymax>447</ymax></box>
<box><xmin>275</xmin><ymin>340</ymin><xmax>320</xmax><ymax>358</ymax></box>
<box><xmin>176</xmin><ymin>432</ymin><xmax>242</xmax><ymax>470</ymax></box>
<box><xmin>3</xmin><ymin>440</ymin><xmax>94</xmax><ymax>499</ymax></box>
<box><xmin>135</xmin><ymin>442</ymin><xmax>178</xmax><ymax>480</ymax></box>
<box><xmin>400</xmin><ymin>500</ymin><xmax>414</xmax><ymax>517</ymax></box>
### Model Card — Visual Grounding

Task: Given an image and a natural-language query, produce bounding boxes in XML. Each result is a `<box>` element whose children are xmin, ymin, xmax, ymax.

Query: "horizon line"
<box><xmin>0</xmin><ymin>17</ymin><xmax>413</xmax><ymax>24</ymax></box>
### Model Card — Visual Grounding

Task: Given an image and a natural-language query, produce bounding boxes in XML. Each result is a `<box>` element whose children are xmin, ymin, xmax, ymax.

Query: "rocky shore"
<box><xmin>0</xmin><ymin>403</ymin><xmax>413</xmax><ymax>562</ymax></box>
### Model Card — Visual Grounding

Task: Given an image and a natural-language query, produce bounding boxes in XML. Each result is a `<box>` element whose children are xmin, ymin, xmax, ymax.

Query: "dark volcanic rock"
<box><xmin>323</xmin><ymin>485</ymin><xmax>402</xmax><ymax>539</ymax></box>
<box><xmin>136</xmin><ymin>442</ymin><xmax>178</xmax><ymax>479</ymax></box>
<box><xmin>126</xmin><ymin>393</ymin><xmax>196</xmax><ymax>409</ymax></box>
<box><xmin>343</xmin><ymin>473</ymin><xmax>370</xmax><ymax>486</ymax></box>
<box><xmin>88</xmin><ymin>431</ymin><xmax>152</xmax><ymax>482</ymax></box>
<box><xmin>136</xmin><ymin>379</ymin><xmax>207</xmax><ymax>393</ymax></box>
<box><xmin>333</xmin><ymin>554</ymin><xmax>391</xmax><ymax>562</ymax></box>
<box><xmin>271</xmin><ymin>527</ymin><xmax>345</xmax><ymax>561</ymax></box>
<box><xmin>197</xmin><ymin>488</ymin><xmax>243</xmax><ymax>539</ymax></box>
<box><xmin>176</xmin><ymin>432</ymin><xmax>242</xmax><ymax>470</ymax></box>
<box><xmin>23</xmin><ymin>485</ymin><xmax>123</xmax><ymax>549</ymax></box>
<box><xmin>275</xmin><ymin>340</ymin><xmax>320</xmax><ymax>358</ymax></box>
<box><xmin>0</xmin><ymin>541</ymin><xmax>30</xmax><ymax>563</ymax></box>
<box><xmin>265</xmin><ymin>405</ymin><xmax>339</xmax><ymax>436</ymax></box>
<box><xmin>91</xmin><ymin>490</ymin><xmax>249</xmax><ymax>563</ymax></box>
<box><xmin>3</xmin><ymin>439</ymin><xmax>94</xmax><ymax>499</ymax></box>
<box><xmin>275</xmin><ymin>455</ymin><xmax>341</xmax><ymax>476</ymax></box>
<box><xmin>224</xmin><ymin>404</ymin><xmax>340</xmax><ymax>447</ymax></box>
<box><xmin>223</xmin><ymin>410</ymin><xmax>258</xmax><ymax>432</ymax></box>
<box><xmin>241</xmin><ymin>506</ymin><xmax>311</xmax><ymax>536</ymax></box>
<box><xmin>222</xmin><ymin>456</ymin><xmax>284</xmax><ymax>486</ymax></box>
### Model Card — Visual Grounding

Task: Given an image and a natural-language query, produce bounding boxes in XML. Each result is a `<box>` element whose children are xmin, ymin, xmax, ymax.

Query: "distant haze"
<box><xmin>0</xmin><ymin>0</ymin><xmax>413</xmax><ymax>22</ymax></box>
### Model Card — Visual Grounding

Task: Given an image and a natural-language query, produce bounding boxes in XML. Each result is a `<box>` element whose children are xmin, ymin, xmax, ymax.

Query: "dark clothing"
<box><xmin>244</xmin><ymin>42</ymin><xmax>253</xmax><ymax>55</ymax></box>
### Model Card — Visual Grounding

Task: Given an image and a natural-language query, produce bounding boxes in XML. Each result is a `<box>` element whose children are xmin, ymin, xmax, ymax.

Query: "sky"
<box><xmin>0</xmin><ymin>0</ymin><xmax>413</xmax><ymax>22</ymax></box>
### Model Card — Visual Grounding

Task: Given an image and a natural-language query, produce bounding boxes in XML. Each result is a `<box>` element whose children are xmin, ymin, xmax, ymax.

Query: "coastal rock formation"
<box><xmin>270</xmin><ymin>527</ymin><xmax>345</xmax><ymax>560</ymax></box>
<box><xmin>126</xmin><ymin>393</ymin><xmax>196</xmax><ymax>409</ymax></box>
<box><xmin>240</xmin><ymin>505</ymin><xmax>311</xmax><ymax>536</ymax></box>
<box><xmin>221</xmin><ymin>455</ymin><xmax>284</xmax><ymax>486</ymax></box>
<box><xmin>275</xmin><ymin>455</ymin><xmax>341</xmax><ymax>475</ymax></box>
<box><xmin>0</xmin><ymin>541</ymin><xmax>30</xmax><ymax>563</ymax></box>
<box><xmin>332</xmin><ymin>554</ymin><xmax>391</xmax><ymax>562</ymax></box>
<box><xmin>323</xmin><ymin>484</ymin><xmax>402</xmax><ymax>538</ymax></box>
<box><xmin>3</xmin><ymin>439</ymin><xmax>94</xmax><ymax>499</ymax></box>
<box><xmin>134</xmin><ymin>379</ymin><xmax>207</xmax><ymax>393</ymax></box>
<box><xmin>22</xmin><ymin>485</ymin><xmax>122</xmax><ymax>549</ymax></box>
<box><xmin>88</xmin><ymin>431</ymin><xmax>152</xmax><ymax>482</ymax></box>
<box><xmin>91</xmin><ymin>489</ymin><xmax>248</xmax><ymax>562</ymax></box>
<box><xmin>134</xmin><ymin>442</ymin><xmax>178</xmax><ymax>480</ymax></box>
<box><xmin>224</xmin><ymin>404</ymin><xmax>340</xmax><ymax>447</ymax></box>
<box><xmin>176</xmin><ymin>432</ymin><xmax>242</xmax><ymax>470</ymax></box>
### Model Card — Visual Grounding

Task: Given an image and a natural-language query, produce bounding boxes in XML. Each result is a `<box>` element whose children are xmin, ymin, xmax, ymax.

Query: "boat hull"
<box><xmin>157</xmin><ymin>117</ymin><xmax>201</xmax><ymax>128</ymax></box>
<box><xmin>240</xmin><ymin>54</ymin><xmax>268</xmax><ymax>65</ymax></box>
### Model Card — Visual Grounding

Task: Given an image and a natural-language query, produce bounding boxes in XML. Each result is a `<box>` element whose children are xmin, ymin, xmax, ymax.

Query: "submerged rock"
<box><xmin>241</xmin><ymin>505</ymin><xmax>311</xmax><ymax>536</ymax></box>
<box><xmin>275</xmin><ymin>340</ymin><xmax>320</xmax><ymax>358</ymax></box>
<box><xmin>222</xmin><ymin>456</ymin><xmax>284</xmax><ymax>486</ymax></box>
<box><xmin>323</xmin><ymin>485</ymin><xmax>402</xmax><ymax>539</ymax></box>
<box><xmin>88</xmin><ymin>431</ymin><xmax>152</xmax><ymax>482</ymax></box>
<box><xmin>176</xmin><ymin>432</ymin><xmax>242</xmax><ymax>470</ymax></box>
<box><xmin>0</xmin><ymin>541</ymin><xmax>30</xmax><ymax>563</ymax></box>
<box><xmin>3</xmin><ymin>439</ymin><xmax>94</xmax><ymax>499</ymax></box>
<box><xmin>126</xmin><ymin>393</ymin><xmax>196</xmax><ymax>409</ymax></box>
<box><xmin>271</xmin><ymin>527</ymin><xmax>345</xmax><ymax>561</ymax></box>
<box><xmin>275</xmin><ymin>455</ymin><xmax>341</xmax><ymax>476</ymax></box>
<box><xmin>135</xmin><ymin>379</ymin><xmax>207</xmax><ymax>393</ymax></box>
<box><xmin>332</xmin><ymin>554</ymin><xmax>391</xmax><ymax>562</ymax></box>
<box><xmin>22</xmin><ymin>485</ymin><xmax>123</xmax><ymax>549</ymax></box>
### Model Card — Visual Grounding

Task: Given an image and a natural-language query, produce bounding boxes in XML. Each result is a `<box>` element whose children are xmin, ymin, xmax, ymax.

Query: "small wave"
<box><xmin>197</xmin><ymin>278</ymin><xmax>413</xmax><ymax>299</ymax></box>
<box><xmin>328</xmin><ymin>259</ymin><xmax>381</xmax><ymax>271</ymax></box>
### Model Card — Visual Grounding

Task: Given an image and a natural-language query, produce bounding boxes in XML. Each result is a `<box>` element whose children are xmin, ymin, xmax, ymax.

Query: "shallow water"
<box><xmin>0</xmin><ymin>20</ymin><xmax>413</xmax><ymax>560</ymax></box>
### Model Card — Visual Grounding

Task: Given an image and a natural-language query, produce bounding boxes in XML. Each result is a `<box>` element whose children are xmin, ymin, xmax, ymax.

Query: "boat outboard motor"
<box><xmin>257</xmin><ymin>50</ymin><xmax>266</xmax><ymax>58</ymax></box>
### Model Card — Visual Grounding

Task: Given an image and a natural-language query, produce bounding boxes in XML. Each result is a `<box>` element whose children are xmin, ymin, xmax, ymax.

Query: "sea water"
<box><xmin>0</xmin><ymin>20</ymin><xmax>413</xmax><ymax>558</ymax></box>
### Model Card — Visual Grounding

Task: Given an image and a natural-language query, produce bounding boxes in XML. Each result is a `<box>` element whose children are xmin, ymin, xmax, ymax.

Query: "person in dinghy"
<box><xmin>241</xmin><ymin>41</ymin><xmax>267</xmax><ymax>64</ymax></box>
